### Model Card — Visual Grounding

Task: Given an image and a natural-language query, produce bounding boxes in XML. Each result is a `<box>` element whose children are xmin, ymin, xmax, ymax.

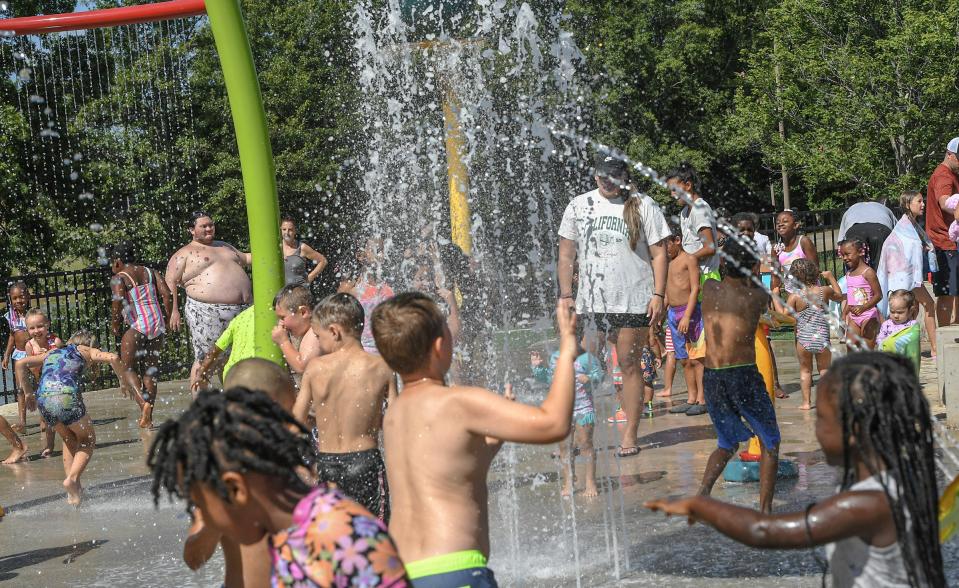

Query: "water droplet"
<box><xmin>28</xmin><ymin>95</ymin><xmax>45</xmax><ymax>104</ymax></box>
<box><xmin>62</xmin><ymin>158</ymin><xmax>72</xmax><ymax>165</ymax></box>
<box><xmin>89</xmin><ymin>223</ymin><xmax>103</xmax><ymax>232</ymax></box>
<box><xmin>69</xmin><ymin>171</ymin><xmax>78</xmax><ymax>181</ymax></box>
<box><xmin>0</xmin><ymin>2</ymin><xmax>9</xmax><ymax>11</ymax></box>
<box><xmin>78</xmin><ymin>191</ymin><xmax>94</xmax><ymax>201</ymax></box>
<box><xmin>43</xmin><ymin>106</ymin><xmax>52</xmax><ymax>116</ymax></box>
<box><xmin>17</xmin><ymin>68</ymin><xmax>31</xmax><ymax>82</ymax></box>
<box><xmin>38</xmin><ymin>129</ymin><xmax>60</xmax><ymax>139</ymax></box>
<box><xmin>73</xmin><ymin>152</ymin><xmax>82</xmax><ymax>161</ymax></box>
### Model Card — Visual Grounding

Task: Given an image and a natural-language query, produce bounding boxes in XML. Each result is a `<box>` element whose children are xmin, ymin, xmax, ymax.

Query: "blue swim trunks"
<box><xmin>703</xmin><ymin>364</ymin><xmax>780</xmax><ymax>452</ymax></box>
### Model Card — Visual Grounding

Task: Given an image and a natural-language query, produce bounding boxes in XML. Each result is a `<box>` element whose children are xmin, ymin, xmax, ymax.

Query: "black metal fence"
<box><xmin>1</xmin><ymin>266</ymin><xmax>191</xmax><ymax>405</ymax></box>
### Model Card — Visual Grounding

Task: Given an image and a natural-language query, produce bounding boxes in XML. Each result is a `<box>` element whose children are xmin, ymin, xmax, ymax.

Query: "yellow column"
<box><xmin>442</xmin><ymin>88</ymin><xmax>472</xmax><ymax>254</ymax></box>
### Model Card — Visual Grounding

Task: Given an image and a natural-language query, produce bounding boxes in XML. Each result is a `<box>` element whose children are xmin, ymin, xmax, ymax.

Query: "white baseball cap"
<box><xmin>949</xmin><ymin>137</ymin><xmax>959</xmax><ymax>153</ymax></box>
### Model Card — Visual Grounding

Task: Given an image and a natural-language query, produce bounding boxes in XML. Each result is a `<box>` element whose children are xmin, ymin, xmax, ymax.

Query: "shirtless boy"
<box><xmin>663</xmin><ymin>232</ymin><xmax>706</xmax><ymax>416</ymax></box>
<box><xmin>293</xmin><ymin>293</ymin><xmax>395</xmax><ymax>520</ymax></box>
<box><xmin>700</xmin><ymin>238</ymin><xmax>780</xmax><ymax>513</ymax></box>
<box><xmin>184</xmin><ymin>358</ymin><xmax>295</xmax><ymax>588</ymax></box>
<box><xmin>373</xmin><ymin>292</ymin><xmax>576</xmax><ymax>586</ymax></box>
<box><xmin>270</xmin><ymin>285</ymin><xmax>321</xmax><ymax>381</ymax></box>
<box><xmin>166</xmin><ymin>211</ymin><xmax>252</xmax><ymax>388</ymax></box>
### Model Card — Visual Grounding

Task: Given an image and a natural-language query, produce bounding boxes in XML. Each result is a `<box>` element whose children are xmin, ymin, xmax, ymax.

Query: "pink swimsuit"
<box><xmin>845</xmin><ymin>272</ymin><xmax>880</xmax><ymax>327</ymax></box>
<box><xmin>777</xmin><ymin>240</ymin><xmax>807</xmax><ymax>293</ymax></box>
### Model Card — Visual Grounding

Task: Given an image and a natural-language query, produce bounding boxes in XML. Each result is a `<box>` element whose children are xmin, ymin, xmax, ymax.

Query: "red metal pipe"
<box><xmin>0</xmin><ymin>0</ymin><xmax>206</xmax><ymax>35</ymax></box>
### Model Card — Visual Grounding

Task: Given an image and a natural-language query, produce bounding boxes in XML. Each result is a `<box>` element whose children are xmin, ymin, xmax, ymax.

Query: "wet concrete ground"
<box><xmin>1</xmin><ymin>342</ymin><xmax>956</xmax><ymax>586</ymax></box>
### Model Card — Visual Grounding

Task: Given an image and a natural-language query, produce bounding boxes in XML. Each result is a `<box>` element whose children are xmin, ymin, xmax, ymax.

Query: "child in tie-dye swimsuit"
<box><xmin>3</xmin><ymin>281</ymin><xmax>31</xmax><ymax>432</ymax></box>
<box><xmin>16</xmin><ymin>331</ymin><xmax>136</xmax><ymax>506</ymax></box>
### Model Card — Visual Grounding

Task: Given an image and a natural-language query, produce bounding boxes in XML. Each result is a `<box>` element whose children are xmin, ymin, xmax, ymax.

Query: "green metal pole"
<box><xmin>205</xmin><ymin>0</ymin><xmax>283</xmax><ymax>363</ymax></box>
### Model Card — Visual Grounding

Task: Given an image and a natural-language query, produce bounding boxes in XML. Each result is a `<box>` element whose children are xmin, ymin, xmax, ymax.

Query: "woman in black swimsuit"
<box><xmin>281</xmin><ymin>216</ymin><xmax>328</xmax><ymax>287</ymax></box>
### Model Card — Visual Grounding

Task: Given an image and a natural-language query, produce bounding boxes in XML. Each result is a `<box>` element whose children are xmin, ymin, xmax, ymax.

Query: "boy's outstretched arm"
<box><xmin>461</xmin><ymin>302</ymin><xmax>577</xmax><ymax>444</ymax></box>
<box><xmin>645</xmin><ymin>491</ymin><xmax>892</xmax><ymax>549</ymax></box>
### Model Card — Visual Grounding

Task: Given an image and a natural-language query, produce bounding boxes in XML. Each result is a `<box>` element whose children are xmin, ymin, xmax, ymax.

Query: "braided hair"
<box><xmin>822</xmin><ymin>352</ymin><xmax>944</xmax><ymax>587</ymax></box>
<box><xmin>148</xmin><ymin>387</ymin><xmax>316</xmax><ymax>511</ymax></box>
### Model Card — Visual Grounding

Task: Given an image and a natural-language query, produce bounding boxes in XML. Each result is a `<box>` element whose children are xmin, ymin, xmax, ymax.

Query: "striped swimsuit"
<box><xmin>795</xmin><ymin>290</ymin><xmax>830</xmax><ymax>353</ymax></box>
<box><xmin>118</xmin><ymin>268</ymin><xmax>166</xmax><ymax>340</ymax></box>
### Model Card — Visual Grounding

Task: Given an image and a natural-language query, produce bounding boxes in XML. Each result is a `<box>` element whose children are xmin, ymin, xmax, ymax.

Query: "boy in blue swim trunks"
<box><xmin>700</xmin><ymin>238</ymin><xmax>781</xmax><ymax>513</ymax></box>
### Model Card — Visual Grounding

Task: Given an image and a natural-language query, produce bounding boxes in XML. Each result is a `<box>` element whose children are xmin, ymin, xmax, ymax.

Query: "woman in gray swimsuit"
<box><xmin>281</xmin><ymin>216</ymin><xmax>328</xmax><ymax>287</ymax></box>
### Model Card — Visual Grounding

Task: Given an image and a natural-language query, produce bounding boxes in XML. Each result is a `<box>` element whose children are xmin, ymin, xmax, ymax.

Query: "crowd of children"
<box><xmin>0</xmin><ymin>158</ymin><xmax>948</xmax><ymax>586</ymax></box>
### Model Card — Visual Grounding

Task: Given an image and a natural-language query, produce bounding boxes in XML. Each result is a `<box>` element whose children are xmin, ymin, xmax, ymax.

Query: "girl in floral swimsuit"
<box><xmin>149</xmin><ymin>387</ymin><xmax>409</xmax><ymax>587</ymax></box>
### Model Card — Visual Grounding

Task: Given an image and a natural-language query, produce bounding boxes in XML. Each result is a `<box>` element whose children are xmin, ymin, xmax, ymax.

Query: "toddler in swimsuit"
<box><xmin>877</xmin><ymin>289</ymin><xmax>921</xmax><ymax>372</ymax></box>
<box><xmin>839</xmin><ymin>239</ymin><xmax>882</xmax><ymax>349</ymax></box>
<box><xmin>781</xmin><ymin>259</ymin><xmax>844</xmax><ymax>410</ymax></box>
<box><xmin>24</xmin><ymin>308</ymin><xmax>62</xmax><ymax>456</ymax></box>
<box><xmin>531</xmin><ymin>342</ymin><xmax>603</xmax><ymax>497</ymax></box>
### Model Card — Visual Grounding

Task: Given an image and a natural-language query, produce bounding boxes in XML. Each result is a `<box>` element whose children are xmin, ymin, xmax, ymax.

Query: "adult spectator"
<box><xmin>837</xmin><ymin>198</ymin><xmax>897</xmax><ymax>269</ymax></box>
<box><xmin>877</xmin><ymin>191</ymin><xmax>937</xmax><ymax>357</ymax></box>
<box><xmin>926</xmin><ymin>137</ymin><xmax>959</xmax><ymax>326</ymax></box>
<box><xmin>166</xmin><ymin>211</ymin><xmax>252</xmax><ymax>388</ymax></box>
<box><xmin>281</xmin><ymin>216</ymin><xmax>328</xmax><ymax>287</ymax></box>
<box><xmin>558</xmin><ymin>153</ymin><xmax>669</xmax><ymax>458</ymax></box>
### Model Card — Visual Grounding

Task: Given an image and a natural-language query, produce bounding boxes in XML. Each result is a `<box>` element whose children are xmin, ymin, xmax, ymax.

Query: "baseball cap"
<box><xmin>594</xmin><ymin>154</ymin><xmax>629</xmax><ymax>179</ymax></box>
<box><xmin>948</xmin><ymin>137</ymin><xmax>959</xmax><ymax>154</ymax></box>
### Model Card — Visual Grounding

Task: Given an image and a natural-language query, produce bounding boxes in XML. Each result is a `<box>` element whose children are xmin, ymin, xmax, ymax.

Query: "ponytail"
<box><xmin>624</xmin><ymin>190</ymin><xmax>644</xmax><ymax>250</ymax></box>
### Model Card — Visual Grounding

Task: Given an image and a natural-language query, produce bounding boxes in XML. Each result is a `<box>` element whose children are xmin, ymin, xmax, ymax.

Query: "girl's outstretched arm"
<box><xmin>645</xmin><ymin>491</ymin><xmax>894</xmax><ymax>549</ymax></box>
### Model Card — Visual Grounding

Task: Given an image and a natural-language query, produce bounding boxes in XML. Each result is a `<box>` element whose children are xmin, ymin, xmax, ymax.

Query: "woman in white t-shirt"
<box><xmin>557</xmin><ymin>155</ymin><xmax>670</xmax><ymax>458</ymax></box>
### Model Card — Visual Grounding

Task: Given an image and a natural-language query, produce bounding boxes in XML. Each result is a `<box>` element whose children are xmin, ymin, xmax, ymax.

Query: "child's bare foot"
<box><xmin>2</xmin><ymin>442</ymin><xmax>27</xmax><ymax>464</ymax></box>
<box><xmin>64</xmin><ymin>477</ymin><xmax>82</xmax><ymax>506</ymax></box>
<box><xmin>40</xmin><ymin>448</ymin><xmax>52</xmax><ymax>459</ymax></box>
<box><xmin>799</xmin><ymin>403</ymin><xmax>813</xmax><ymax>410</ymax></box>
<box><xmin>583</xmin><ymin>482</ymin><xmax>599</xmax><ymax>498</ymax></box>
<box><xmin>138</xmin><ymin>404</ymin><xmax>154</xmax><ymax>429</ymax></box>
<box><xmin>775</xmin><ymin>386</ymin><xmax>788</xmax><ymax>399</ymax></box>
<box><xmin>656</xmin><ymin>388</ymin><xmax>672</xmax><ymax>398</ymax></box>
<box><xmin>11</xmin><ymin>423</ymin><xmax>25</xmax><ymax>434</ymax></box>
<box><xmin>560</xmin><ymin>483</ymin><xmax>573</xmax><ymax>498</ymax></box>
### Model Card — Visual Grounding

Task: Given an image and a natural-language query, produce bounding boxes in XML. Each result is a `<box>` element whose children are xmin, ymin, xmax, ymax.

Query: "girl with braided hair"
<box><xmin>646</xmin><ymin>352</ymin><xmax>944</xmax><ymax>587</ymax></box>
<box><xmin>149</xmin><ymin>387</ymin><xmax>408</xmax><ymax>587</ymax></box>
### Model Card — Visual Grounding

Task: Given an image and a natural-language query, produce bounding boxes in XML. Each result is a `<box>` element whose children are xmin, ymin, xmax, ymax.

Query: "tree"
<box><xmin>729</xmin><ymin>0</ymin><xmax>959</xmax><ymax>208</ymax></box>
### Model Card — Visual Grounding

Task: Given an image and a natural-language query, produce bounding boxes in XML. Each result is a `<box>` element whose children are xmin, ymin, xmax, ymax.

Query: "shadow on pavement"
<box><xmin>0</xmin><ymin>539</ymin><xmax>107</xmax><ymax>581</ymax></box>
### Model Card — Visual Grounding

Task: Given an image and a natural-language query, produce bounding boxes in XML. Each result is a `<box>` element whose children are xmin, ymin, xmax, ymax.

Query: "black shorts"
<box><xmin>316</xmin><ymin>447</ymin><xmax>389</xmax><ymax>523</ymax></box>
<box><xmin>933</xmin><ymin>249</ymin><xmax>959</xmax><ymax>297</ymax></box>
<box><xmin>578</xmin><ymin>312</ymin><xmax>650</xmax><ymax>332</ymax></box>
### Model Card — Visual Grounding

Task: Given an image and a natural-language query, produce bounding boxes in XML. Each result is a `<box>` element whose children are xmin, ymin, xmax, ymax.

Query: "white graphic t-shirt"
<box><xmin>680</xmin><ymin>197</ymin><xmax>720</xmax><ymax>275</ymax></box>
<box><xmin>558</xmin><ymin>190</ymin><xmax>671</xmax><ymax>315</ymax></box>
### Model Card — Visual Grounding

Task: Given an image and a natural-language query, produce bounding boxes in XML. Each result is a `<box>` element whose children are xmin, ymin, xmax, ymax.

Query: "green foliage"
<box><xmin>565</xmin><ymin>0</ymin><xmax>959</xmax><ymax>211</ymax></box>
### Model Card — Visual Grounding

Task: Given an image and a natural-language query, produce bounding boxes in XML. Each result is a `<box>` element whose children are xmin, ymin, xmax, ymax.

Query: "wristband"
<box><xmin>653</xmin><ymin>293</ymin><xmax>665</xmax><ymax>299</ymax></box>
<box><xmin>559</xmin><ymin>294</ymin><xmax>573</xmax><ymax>299</ymax></box>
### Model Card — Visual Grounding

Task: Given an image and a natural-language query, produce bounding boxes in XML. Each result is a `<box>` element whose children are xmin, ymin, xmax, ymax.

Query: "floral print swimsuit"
<box><xmin>270</xmin><ymin>484</ymin><xmax>408</xmax><ymax>588</ymax></box>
